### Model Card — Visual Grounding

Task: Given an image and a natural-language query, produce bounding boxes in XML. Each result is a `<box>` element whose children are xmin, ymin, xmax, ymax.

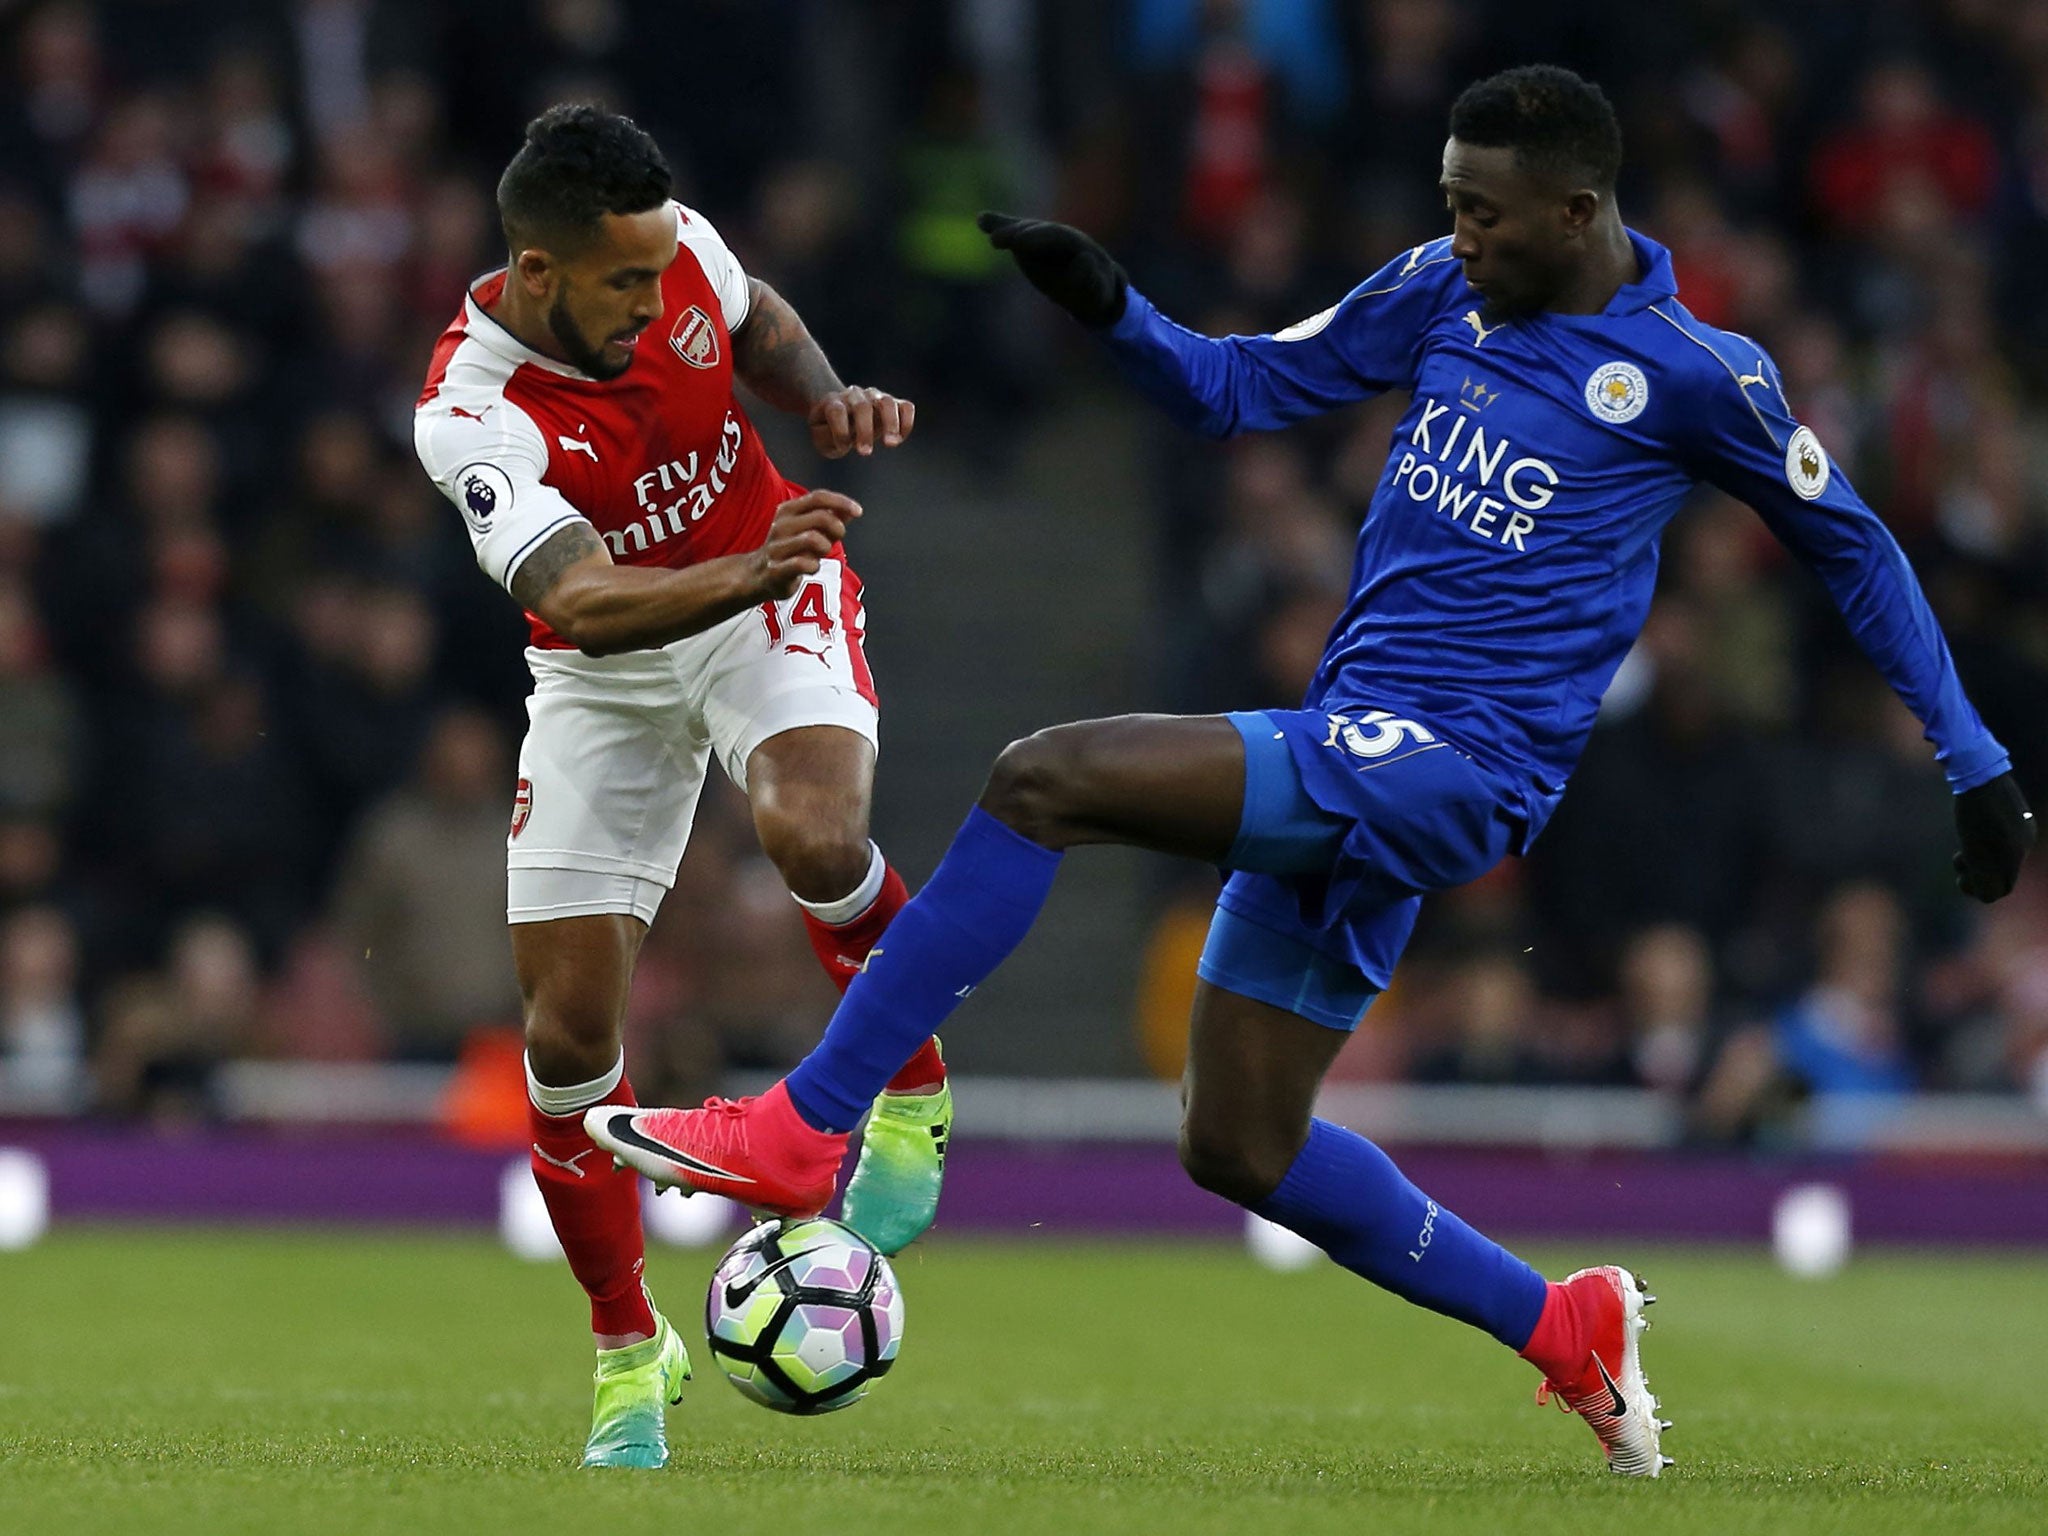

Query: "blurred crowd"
<box><xmin>1</xmin><ymin>0</ymin><xmax>2046</xmax><ymax>1141</ymax></box>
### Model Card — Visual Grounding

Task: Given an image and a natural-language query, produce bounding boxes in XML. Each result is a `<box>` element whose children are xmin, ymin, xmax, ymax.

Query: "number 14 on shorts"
<box><xmin>753</xmin><ymin>556</ymin><xmax>874</xmax><ymax>701</ymax></box>
<box><xmin>760</xmin><ymin>577</ymin><xmax>837</xmax><ymax>654</ymax></box>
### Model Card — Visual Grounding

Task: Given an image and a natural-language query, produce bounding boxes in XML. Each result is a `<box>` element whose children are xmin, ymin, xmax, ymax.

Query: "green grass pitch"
<box><xmin>2</xmin><ymin>1229</ymin><xmax>2043</xmax><ymax>1535</ymax></box>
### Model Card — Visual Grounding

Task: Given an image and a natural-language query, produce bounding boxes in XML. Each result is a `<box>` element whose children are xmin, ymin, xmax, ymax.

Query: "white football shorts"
<box><xmin>506</xmin><ymin>557</ymin><xmax>878</xmax><ymax>925</ymax></box>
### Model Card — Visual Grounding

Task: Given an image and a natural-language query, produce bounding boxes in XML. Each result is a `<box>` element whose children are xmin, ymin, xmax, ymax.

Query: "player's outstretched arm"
<box><xmin>1688</xmin><ymin>349</ymin><xmax>2033</xmax><ymax>900</ymax></box>
<box><xmin>730</xmin><ymin>279</ymin><xmax>914</xmax><ymax>460</ymax></box>
<box><xmin>980</xmin><ymin>209</ymin><xmax>1441</xmax><ymax>438</ymax></box>
<box><xmin>510</xmin><ymin>491</ymin><xmax>862</xmax><ymax>657</ymax></box>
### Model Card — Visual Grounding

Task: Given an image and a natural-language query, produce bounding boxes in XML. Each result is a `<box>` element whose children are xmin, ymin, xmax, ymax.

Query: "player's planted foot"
<box><xmin>585</xmin><ymin>1081</ymin><xmax>848</xmax><ymax>1216</ymax></box>
<box><xmin>1528</xmin><ymin>1265</ymin><xmax>1672</xmax><ymax>1477</ymax></box>
<box><xmin>841</xmin><ymin>1044</ymin><xmax>951</xmax><ymax>1254</ymax></box>
<box><xmin>583</xmin><ymin>1311</ymin><xmax>690</xmax><ymax>1469</ymax></box>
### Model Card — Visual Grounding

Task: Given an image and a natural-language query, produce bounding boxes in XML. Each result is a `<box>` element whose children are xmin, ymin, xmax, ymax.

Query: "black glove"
<box><xmin>977</xmin><ymin>210</ymin><xmax>1128</xmax><ymax>328</ymax></box>
<box><xmin>1953</xmin><ymin>772</ymin><xmax>2036</xmax><ymax>902</ymax></box>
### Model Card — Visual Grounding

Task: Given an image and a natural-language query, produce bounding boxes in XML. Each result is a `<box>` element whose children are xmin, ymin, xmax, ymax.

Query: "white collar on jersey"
<box><xmin>462</xmin><ymin>276</ymin><xmax>595</xmax><ymax>381</ymax></box>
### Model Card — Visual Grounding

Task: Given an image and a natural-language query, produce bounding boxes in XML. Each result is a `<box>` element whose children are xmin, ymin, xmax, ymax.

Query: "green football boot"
<box><xmin>839</xmin><ymin>1050</ymin><xmax>952</xmax><ymax>1256</ymax></box>
<box><xmin>583</xmin><ymin>1311</ymin><xmax>690</xmax><ymax>1469</ymax></box>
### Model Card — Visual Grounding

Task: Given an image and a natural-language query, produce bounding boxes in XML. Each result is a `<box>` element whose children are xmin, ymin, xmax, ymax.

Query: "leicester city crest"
<box><xmin>1584</xmin><ymin>360</ymin><xmax>1649</xmax><ymax>424</ymax></box>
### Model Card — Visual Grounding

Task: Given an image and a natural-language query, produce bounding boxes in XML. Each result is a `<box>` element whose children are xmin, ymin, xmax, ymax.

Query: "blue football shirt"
<box><xmin>1103</xmin><ymin>229</ymin><xmax>2009</xmax><ymax>842</ymax></box>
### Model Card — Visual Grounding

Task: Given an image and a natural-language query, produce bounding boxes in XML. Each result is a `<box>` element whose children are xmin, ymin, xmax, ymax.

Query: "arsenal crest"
<box><xmin>670</xmin><ymin>305</ymin><xmax>720</xmax><ymax>369</ymax></box>
<box><xmin>511</xmin><ymin>777</ymin><xmax>533</xmax><ymax>838</ymax></box>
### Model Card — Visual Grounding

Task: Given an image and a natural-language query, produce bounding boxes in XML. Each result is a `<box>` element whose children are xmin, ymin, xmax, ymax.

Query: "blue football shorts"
<box><xmin>1195</xmin><ymin>708</ymin><xmax>1519</xmax><ymax>1030</ymax></box>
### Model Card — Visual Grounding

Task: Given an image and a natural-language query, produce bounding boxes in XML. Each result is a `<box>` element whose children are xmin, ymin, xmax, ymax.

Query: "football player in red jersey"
<box><xmin>414</xmin><ymin>105</ymin><xmax>946</xmax><ymax>1467</ymax></box>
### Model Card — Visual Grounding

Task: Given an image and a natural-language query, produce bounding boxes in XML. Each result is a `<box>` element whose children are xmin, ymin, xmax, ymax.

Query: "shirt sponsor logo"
<box><xmin>1785</xmin><ymin>424</ymin><xmax>1829</xmax><ymax>500</ymax></box>
<box><xmin>608</xmin><ymin>409</ymin><xmax>746</xmax><ymax>557</ymax></box>
<box><xmin>1388</xmin><ymin>396</ymin><xmax>1558</xmax><ymax>551</ymax></box>
<box><xmin>1584</xmin><ymin>360</ymin><xmax>1649</xmax><ymax>423</ymax></box>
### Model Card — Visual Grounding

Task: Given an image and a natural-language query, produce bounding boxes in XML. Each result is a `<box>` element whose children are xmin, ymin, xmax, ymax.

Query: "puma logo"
<box><xmin>557</xmin><ymin>434</ymin><xmax>599</xmax><ymax>462</ymax></box>
<box><xmin>1398</xmin><ymin>244</ymin><xmax>1426</xmax><ymax>277</ymax></box>
<box><xmin>1463</xmin><ymin>310</ymin><xmax>1504</xmax><ymax>346</ymax></box>
<box><xmin>1737</xmin><ymin>359</ymin><xmax>1770</xmax><ymax>392</ymax></box>
<box><xmin>532</xmin><ymin>1144</ymin><xmax>597</xmax><ymax>1178</ymax></box>
<box><xmin>449</xmin><ymin>404</ymin><xmax>494</xmax><ymax>422</ymax></box>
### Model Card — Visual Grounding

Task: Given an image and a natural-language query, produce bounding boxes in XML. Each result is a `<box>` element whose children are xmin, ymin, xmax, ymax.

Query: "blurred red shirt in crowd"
<box><xmin>1811</xmin><ymin>61</ymin><xmax>1998</xmax><ymax>234</ymax></box>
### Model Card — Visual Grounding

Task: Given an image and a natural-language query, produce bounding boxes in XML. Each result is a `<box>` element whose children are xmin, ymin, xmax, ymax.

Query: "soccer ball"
<box><xmin>704</xmin><ymin>1216</ymin><xmax>904</xmax><ymax>1414</ymax></box>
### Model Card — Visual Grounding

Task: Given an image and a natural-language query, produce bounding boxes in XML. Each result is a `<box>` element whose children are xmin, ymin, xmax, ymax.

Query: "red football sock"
<box><xmin>798</xmin><ymin>860</ymin><xmax>945</xmax><ymax>1093</ymax></box>
<box><xmin>886</xmin><ymin>1036</ymin><xmax>946</xmax><ymax>1094</ymax></box>
<box><xmin>801</xmin><ymin>861</ymin><xmax>908</xmax><ymax>990</ymax></box>
<box><xmin>1518</xmin><ymin>1276</ymin><xmax>1600</xmax><ymax>1381</ymax></box>
<box><xmin>528</xmin><ymin>1078</ymin><xmax>655</xmax><ymax>1339</ymax></box>
<box><xmin>1518</xmin><ymin>1281</ymin><xmax>1580</xmax><ymax>1378</ymax></box>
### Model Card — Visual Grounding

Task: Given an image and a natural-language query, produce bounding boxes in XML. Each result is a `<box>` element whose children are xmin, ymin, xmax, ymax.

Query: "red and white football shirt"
<box><xmin>414</xmin><ymin>202</ymin><xmax>802</xmax><ymax>648</ymax></box>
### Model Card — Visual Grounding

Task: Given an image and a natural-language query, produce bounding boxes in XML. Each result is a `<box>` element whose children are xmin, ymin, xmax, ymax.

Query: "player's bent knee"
<box><xmin>1177</xmin><ymin>1120</ymin><xmax>1291</xmax><ymax>1208</ymax></box>
<box><xmin>754</xmin><ymin>809</ymin><xmax>872</xmax><ymax>903</ymax></box>
<box><xmin>523</xmin><ymin>1000</ymin><xmax>624</xmax><ymax>1085</ymax></box>
<box><xmin>982</xmin><ymin>729</ymin><xmax>1086</xmax><ymax>845</ymax></box>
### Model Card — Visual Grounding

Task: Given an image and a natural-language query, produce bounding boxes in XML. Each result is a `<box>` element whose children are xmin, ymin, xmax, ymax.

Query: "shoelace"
<box><xmin>698</xmin><ymin>1095</ymin><xmax>757</xmax><ymax>1116</ymax></box>
<box><xmin>1533</xmin><ymin>1370</ymin><xmax>1614</xmax><ymax>1415</ymax></box>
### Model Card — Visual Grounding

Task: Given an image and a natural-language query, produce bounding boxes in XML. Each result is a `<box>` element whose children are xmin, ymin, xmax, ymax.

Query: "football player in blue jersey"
<box><xmin>591</xmin><ymin>65</ymin><xmax>2034</xmax><ymax>1475</ymax></box>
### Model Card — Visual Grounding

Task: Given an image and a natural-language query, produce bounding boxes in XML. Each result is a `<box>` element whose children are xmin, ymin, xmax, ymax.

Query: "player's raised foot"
<box><xmin>1532</xmin><ymin>1265</ymin><xmax>1673</xmax><ymax>1477</ymax></box>
<box><xmin>584</xmin><ymin>1081</ymin><xmax>848</xmax><ymax>1216</ymax></box>
<box><xmin>840</xmin><ymin>1047</ymin><xmax>952</xmax><ymax>1255</ymax></box>
<box><xmin>583</xmin><ymin>1311</ymin><xmax>690</xmax><ymax>1469</ymax></box>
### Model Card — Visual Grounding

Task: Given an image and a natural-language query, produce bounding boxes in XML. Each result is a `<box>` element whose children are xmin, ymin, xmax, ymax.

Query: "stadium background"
<box><xmin>0</xmin><ymin>0</ymin><xmax>2045</xmax><ymax>1161</ymax></box>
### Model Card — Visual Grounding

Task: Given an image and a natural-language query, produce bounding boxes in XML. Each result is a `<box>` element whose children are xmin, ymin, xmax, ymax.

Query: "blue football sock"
<box><xmin>1254</xmin><ymin>1119</ymin><xmax>1548</xmax><ymax>1348</ymax></box>
<box><xmin>786</xmin><ymin>807</ymin><xmax>1063</xmax><ymax>1132</ymax></box>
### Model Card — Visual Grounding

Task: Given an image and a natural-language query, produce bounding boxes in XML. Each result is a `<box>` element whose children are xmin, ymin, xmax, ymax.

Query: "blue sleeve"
<box><xmin>1100</xmin><ymin>240</ymin><xmax>1459</xmax><ymax>438</ymax></box>
<box><xmin>1686</xmin><ymin>347</ymin><xmax>2009</xmax><ymax>793</ymax></box>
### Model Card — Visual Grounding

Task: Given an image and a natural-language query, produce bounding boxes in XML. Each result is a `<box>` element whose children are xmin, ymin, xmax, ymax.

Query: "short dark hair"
<box><xmin>497</xmin><ymin>104</ymin><xmax>673</xmax><ymax>253</ymax></box>
<box><xmin>1448</xmin><ymin>65</ymin><xmax>1623</xmax><ymax>190</ymax></box>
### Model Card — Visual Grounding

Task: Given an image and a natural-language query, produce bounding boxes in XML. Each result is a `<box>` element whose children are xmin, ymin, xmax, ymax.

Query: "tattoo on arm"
<box><xmin>509</xmin><ymin>521</ymin><xmax>605</xmax><ymax>611</ymax></box>
<box><xmin>731</xmin><ymin>279</ymin><xmax>842</xmax><ymax>413</ymax></box>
